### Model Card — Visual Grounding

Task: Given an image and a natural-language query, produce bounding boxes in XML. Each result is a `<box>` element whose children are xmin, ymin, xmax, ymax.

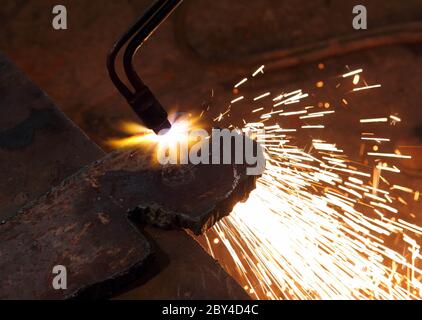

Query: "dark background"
<box><xmin>0</xmin><ymin>1</ymin><xmax>420</xmax><ymax>144</ymax></box>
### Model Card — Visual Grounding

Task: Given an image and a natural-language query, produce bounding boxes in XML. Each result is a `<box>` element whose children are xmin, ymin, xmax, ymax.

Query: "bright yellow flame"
<box><xmin>107</xmin><ymin>122</ymin><xmax>157</xmax><ymax>149</ymax></box>
<box><xmin>107</xmin><ymin>113</ymin><xmax>202</xmax><ymax>151</ymax></box>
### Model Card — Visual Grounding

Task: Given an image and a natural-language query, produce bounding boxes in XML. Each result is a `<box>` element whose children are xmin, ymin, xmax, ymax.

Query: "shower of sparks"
<box><xmin>199</xmin><ymin>66</ymin><xmax>422</xmax><ymax>300</ymax></box>
<box><xmin>107</xmin><ymin>64</ymin><xmax>422</xmax><ymax>300</ymax></box>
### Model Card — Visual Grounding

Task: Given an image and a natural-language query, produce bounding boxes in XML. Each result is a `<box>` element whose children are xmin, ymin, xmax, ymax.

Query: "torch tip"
<box><xmin>153</xmin><ymin>118</ymin><xmax>172</xmax><ymax>135</ymax></box>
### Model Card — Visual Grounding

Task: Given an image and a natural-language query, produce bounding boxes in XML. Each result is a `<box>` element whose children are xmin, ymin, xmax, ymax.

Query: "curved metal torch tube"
<box><xmin>106</xmin><ymin>0</ymin><xmax>166</xmax><ymax>100</ymax></box>
<box><xmin>123</xmin><ymin>0</ymin><xmax>183</xmax><ymax>91</ymax></box>
<box><xmin>107</xmin><ymin>0</ymin><xmax>183</xmax><ymax>134</ymax></box>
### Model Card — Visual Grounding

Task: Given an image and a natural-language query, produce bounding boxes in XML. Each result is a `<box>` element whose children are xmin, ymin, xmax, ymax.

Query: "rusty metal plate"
<box><xmin>0</xmin><ymin>52</ymin><xmax>254</xmax><ymax>300</ymax></box>
<box><xmin>0</xmin><ymin>52</ymin><xmax>104</xmax><ymax>221</ymax></box>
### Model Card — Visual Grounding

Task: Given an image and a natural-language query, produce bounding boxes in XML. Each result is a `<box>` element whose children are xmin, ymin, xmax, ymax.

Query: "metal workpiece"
<box><xmin>0</xmin><ymin>52</ymin><xmax>104</xmax><ymax>222</ymax></box>
<box><xmin>117</xmin><ymin>226</ymin><xmax>251</xmax><ymax>300</ymax></box>
<box><xmin>0</xmin><ymin>54</ymin><xmax>254</xmax><ymax>300</ymax></box>
<box><xmin>0</xmin><ymin>148</ymin><xmax>257</xmax><ymax>299</ymax></box>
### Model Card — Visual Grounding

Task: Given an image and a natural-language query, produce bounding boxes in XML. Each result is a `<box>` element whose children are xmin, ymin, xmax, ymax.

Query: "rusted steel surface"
<box><xmin>0</xmin><ymin>52</ymin><xmax>104</xmax><ymax>221</ymax></box>
<box><xmin>0</xmin><ymin>153</ymin><xmax>153</xmax><ymax>299</ymax></box>
<box><xmin>0</xmin><ymin>148</ymin><xmax>256</xmax><ymax>299</ymax></box>
<box><xmin>117</xmin><ymin>226</ymin><xmax>250</xmax><ymax>300</ymax></box>
<box><xmin>0</xmin><ymin>53</ymin><xmax>256</xmax><ymax>300</ymax></box>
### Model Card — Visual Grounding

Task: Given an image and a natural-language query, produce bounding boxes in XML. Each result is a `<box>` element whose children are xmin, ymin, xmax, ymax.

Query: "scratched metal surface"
<box><xmin>0</xmin><ymin>147</ymin><xmax>255</xmax><ymax>299</ymax></box>
<box><xmin>0</xmin><ymin>54</ymin><xmax>250</xmax><ymax>299</ymax></box>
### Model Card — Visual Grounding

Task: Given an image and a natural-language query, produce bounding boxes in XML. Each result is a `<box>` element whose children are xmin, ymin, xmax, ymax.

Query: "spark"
<box><xmin>235</xmin><ymin>78</ymin><xmax>248</xmax><ymax>88</ymax></box>
<box><xmin>302</xmin><ymin>125</ymin><xmax>325</xmax><ymax>129</ymax></box>
<box><xmin>254</xmin><ymin>92</ymin><xmax>271</xmax><ymax>101</ymax></box>
<box><xmin>353</xmin><ymin>75</ymin><xmax>360</xmax><ymax>85</ymax></box>
<box><xmin>376</xmin><ymin>163</ymin><xmax>400</xmax><ymax>173</ymax></box>
<box><xmin>361</xmin><ymin>137</ymin><xmax>390</xmax><ymax>142</ymax></box>
<box><xmin>390</xmin><ymin>115</ymin><xmax>402</xmax><ymax>123</ymax></box>
<box><xmin>360</xmin><ymin>118</ymin><xmax>388</xmax><ymax>123</ymax></box>
<box><xmin>353</xmin><ymin>84</ymin><xmax>382</xmax><ymax>92</ymax></box>
<box><xmin>231</xmin><ymin>96</ymin><xmax>245</xmax><ymax>104</ymax></box>
<box><xmin>280</xmin><ymin>110</ymin><xmax>307</xmax><ymax>117</ymax></box>
<box><xmin>342</xmin><ymin>69</ymin><xmax>363</xmax><ymax>78</ymax></box>
<box><xmin>316</xmin><ymin>81</ymin><xmax>324</xmax><ymax>88</ymax></box>
<box><xmin>391</xmin><ymin>185</ymin><xmax>414</xmax><ymax>194</ymax></box>
<box><xmin>367</xmin><ymin>152</ymin><xmax>412</xmax><ymax>159</ymax></box>
<box><xmin>273</xmin><ymin>91</ymin><xmax>309</xmax><ymax>107</ymax></box>
<box><xmin>349</xmin><ymin>177</ymin><xmax>363</xmax><ymax>184</ymax></box>
<box><xmin>301</xmin><ymin>111</ymin><xmax>335</xmax><ymax>119</ymax></box>
<box><xmin>369</xmin><ymin>202</ymin><xmax>398</xmax><ymax>214</ymax></box>
<box><xmin>253</xmin><ymin>65</ymin><xmax>265</xmax><ymax>77</ymax></box>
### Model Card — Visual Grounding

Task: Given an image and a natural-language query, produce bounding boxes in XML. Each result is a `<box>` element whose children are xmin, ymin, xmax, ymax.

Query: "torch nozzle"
<box><xmin>128</xmin><ymin>85</ymin><xmax>172</xmax><ymax>135</ymax></box>
<box><xmin>154</xmin><ymin>119</ymin><xmax>172</xmax><ymax>135</ymax></box>
<box><xmin>107</xmin><ymin>0</ymin><xmax>182</xmax><ymax>136</ymax></box>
